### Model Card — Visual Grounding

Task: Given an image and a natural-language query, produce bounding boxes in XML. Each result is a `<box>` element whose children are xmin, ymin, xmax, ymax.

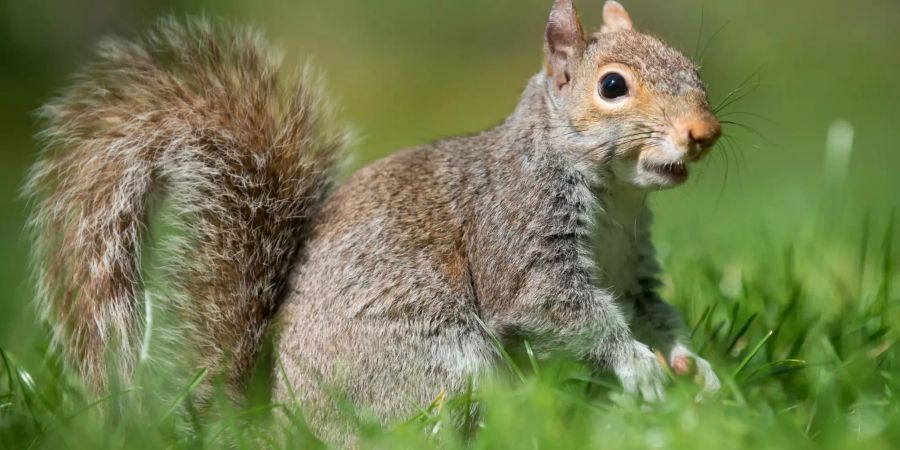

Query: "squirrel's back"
<box><xmin>26</xmin><ymin>17</ymin><xmax>350</xmax><ymax>399</ymax></box>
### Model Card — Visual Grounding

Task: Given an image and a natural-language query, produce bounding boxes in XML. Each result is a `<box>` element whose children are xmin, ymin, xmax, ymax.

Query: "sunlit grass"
<box><xmin>1</xmin><ymin>211</ymin><xmax>896</xmax><ymax>449</ymax></box>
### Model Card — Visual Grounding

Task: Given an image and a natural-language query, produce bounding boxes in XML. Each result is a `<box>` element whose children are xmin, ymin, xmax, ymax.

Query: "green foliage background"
<box><xmin>0</xmin><ymin>0</ymin><xmax>898</xmax><ymax>448</ymax></box>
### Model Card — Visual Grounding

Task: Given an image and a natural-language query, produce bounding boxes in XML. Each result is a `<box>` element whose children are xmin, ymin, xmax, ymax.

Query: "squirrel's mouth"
<box><xmin>641</xmin><ymin>160</ymin><xmax>688</xmax><ymax>184</ymax></box>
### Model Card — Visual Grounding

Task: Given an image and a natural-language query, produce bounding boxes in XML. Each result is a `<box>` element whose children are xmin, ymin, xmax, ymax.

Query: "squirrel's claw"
<box><xmin>614</xmin><ymin>340</ymin><xmax>668</xmax><ymax>402</ymax></box>
<box><xmin>668</xmin><ymin>344</ymin><xmax>720</xmax><ymax>392</ymax></box>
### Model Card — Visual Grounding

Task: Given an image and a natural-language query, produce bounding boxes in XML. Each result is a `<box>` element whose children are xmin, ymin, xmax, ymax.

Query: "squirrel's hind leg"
<box><xmin>274</xmin><ymin>296</ymin><xmax>493</xmax><ymax>443</ymax></box>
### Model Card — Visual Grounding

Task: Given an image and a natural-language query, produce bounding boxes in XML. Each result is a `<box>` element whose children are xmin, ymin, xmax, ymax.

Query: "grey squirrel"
<box><xmin>26</xmin><ymin>0</ymin><xmax>721</xmax><ymax>439</ymax></box>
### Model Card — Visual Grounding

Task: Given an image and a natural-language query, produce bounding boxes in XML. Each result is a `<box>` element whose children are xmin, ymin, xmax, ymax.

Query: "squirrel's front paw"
<box><xmin>612</xmin><ymin>340</ymin><xmax>667</xmax><ymax>402</ymax></box>
<box><xmin>669</xmin><ymin>344</ymin><xmax>720</xmax><ymax>392</ymax></box>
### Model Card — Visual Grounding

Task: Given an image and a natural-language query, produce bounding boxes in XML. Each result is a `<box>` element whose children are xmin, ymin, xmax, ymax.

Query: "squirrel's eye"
<box><xmin>599</xmin><ymin>72</ymin><xmax>629</xmax><ymax>100</ymax></box>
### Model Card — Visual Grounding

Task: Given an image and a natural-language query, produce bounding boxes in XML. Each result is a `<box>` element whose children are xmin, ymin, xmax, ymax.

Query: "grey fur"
<box><xmin>27</xmin><ymin>0</ymin><xmax>721</xmax><ymax>443</ymax></box>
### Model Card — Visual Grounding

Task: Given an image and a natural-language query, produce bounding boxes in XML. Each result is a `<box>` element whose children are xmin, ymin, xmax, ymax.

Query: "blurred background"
<box><xmin>0</xmin><ymin>0</ymin><xmax>898</xmax><ymax>363</ymax></box>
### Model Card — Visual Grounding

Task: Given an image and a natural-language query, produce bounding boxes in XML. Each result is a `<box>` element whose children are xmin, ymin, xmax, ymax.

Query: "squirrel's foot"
<box><xmin>668</xmin><ymin>343</ymin><xmax>720</xmax><ymax>392</ymax></box>
<box><xmin>612</xmin><ymin>340</ymin><xmax>667</xmax><ymax>402</ymax></box>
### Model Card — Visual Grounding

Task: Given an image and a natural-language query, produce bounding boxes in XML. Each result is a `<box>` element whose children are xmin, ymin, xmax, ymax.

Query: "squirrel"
<box><xmin>26</xmin><ymin>0</ymin><xmax>722</xmax><ymax>438</ymax></box>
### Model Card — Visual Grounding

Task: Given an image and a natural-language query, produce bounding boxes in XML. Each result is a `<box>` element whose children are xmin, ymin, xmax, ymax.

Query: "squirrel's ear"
<box><xmin>544</xmin><ymin>0</ymin><xmax>586</xmax><ymax>91</ymax></box>
<box><xmin>600</xmin><ymin>1</ymin><xmax>633</xmax><ymax>33</ymax></box>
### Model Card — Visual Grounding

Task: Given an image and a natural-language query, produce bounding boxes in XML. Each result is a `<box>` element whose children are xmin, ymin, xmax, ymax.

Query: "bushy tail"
<box><xmin>25</xmin><ymin>18</ymin><xmax>348</xmax><ymax>398</ymax></box>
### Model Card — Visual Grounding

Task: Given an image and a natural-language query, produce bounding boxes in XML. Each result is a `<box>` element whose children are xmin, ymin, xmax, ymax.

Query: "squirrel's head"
<box><xmin>543</xmin><ymin>0</ymin><xmax>720</xmax><ymax>189</ymax></box>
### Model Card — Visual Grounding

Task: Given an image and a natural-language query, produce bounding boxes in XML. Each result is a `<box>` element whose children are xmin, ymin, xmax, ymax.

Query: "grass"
<box><xmin>0</xmin><ymin>208</ymin><xmax>897</xmax><ymax>449</ymax></box>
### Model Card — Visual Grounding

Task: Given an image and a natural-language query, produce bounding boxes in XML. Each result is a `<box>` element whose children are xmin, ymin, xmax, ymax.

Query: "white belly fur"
<box><xmin>589</xmin><ymin>187</ymin><xmax>649</xmax><ymax>307</ymax></box>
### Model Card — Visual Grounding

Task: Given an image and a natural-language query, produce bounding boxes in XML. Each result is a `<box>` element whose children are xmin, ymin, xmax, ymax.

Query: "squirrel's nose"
<box><xmin>675</xmin><ymin>115</ymin><xmax>721</xmax><ymax>158</ymax></box>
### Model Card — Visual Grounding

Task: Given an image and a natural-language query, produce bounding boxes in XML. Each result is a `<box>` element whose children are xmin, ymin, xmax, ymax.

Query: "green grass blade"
<box><xmin>878</xmin><ymin>211</ymin><xmax>894</xmax><ymax>317</ymax></box>
<box><xmin>744</xmin><ymin>359</ymin><xmax>808</xmax><ymax>381</ymax></box>
<box><xmin>461</xmin><ymin>374</ymin><xmax>475</xmax><ymax>436</ymax></box>
<box><xmin>690</xmin><ymin>305</ymin><xmax>712</xmax><ymax>339</ymax></box>
<box><xmin>0</xmin><ymin>347</ymin><xmax>14</xmax><ymax>396</ymax></box>
<box><xmin>276</xmin><ymin>354</ymin><xmax>299</xmax><ymax>408</ymax></box>
<box><xmin>68</xmin><ymin>388</ymin><xmax>142</xmax><ymax>420</ymax></box>
<box><xmin>732</xmin><ymin>330</ymin><xmax>774</xmax><ymax>378</ymax></box>
<box><xmin>153</xmin><ymin>367</ymin><xmax>208</xmax><ymax>427</ymax></box>
<box><xmin>727</xmin><ymin>313</ymin><xmax>758</xmax><ymax>353</ymax></box>
<box><xmin>725</xmin><ymin>302</ymin><xmax>741</xmax><ymax>342</ymax></box>
<box><xmin>471</xmin><ymin>314</ymin><xmax>525</xmax><ymax>383</ymax></box>
<box><xmin>857</xmin><ymin>211</ymin><xmax>871</xmax><ymax>298</ymax></box>
<box><xmin>523</xmin><ymin>339</ymin><xmax>540</xmax><ymax>377</ymax></box>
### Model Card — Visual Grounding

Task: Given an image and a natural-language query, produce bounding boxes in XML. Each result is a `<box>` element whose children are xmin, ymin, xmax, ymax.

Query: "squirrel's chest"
<box><xmin>587</xmin><ymin>195</ymin><xmax>645</xmax><ymax>296</ymax></box>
